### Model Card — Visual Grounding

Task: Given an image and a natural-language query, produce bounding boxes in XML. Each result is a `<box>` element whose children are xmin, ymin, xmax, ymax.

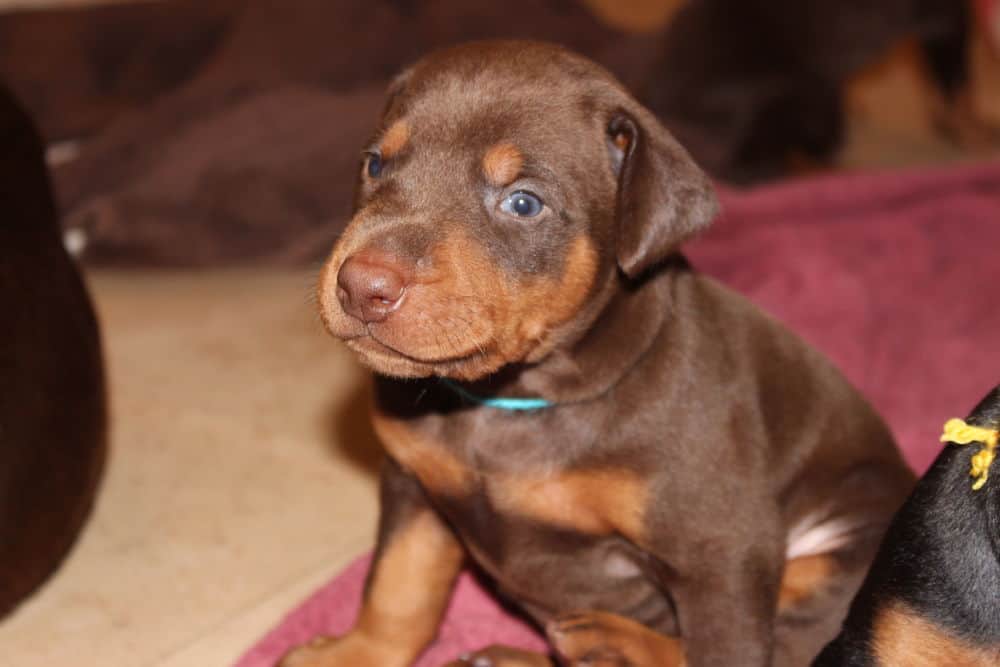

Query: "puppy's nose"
<box><xmin>336</xmin><ymin>253</ymin><xmax>408</xmax><ymax>323</ymax></box>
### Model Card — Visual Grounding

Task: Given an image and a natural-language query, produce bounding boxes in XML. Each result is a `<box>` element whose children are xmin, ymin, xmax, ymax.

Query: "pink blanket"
<box><xmin>235</xmin><ymin>160</ymin><xmax>1000</xmax><ymax>667</ymax></box>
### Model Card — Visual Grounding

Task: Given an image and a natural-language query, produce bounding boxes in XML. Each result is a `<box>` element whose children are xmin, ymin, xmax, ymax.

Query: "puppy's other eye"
<box><xmin>366</xmin><ymin>152</ymin><xmax>383</xmax><ymax>178</ymax></box>
<box><xmin>501</xmin><ymin>191</ymin><xmax>543</xmax><ymax>218</ymax></box>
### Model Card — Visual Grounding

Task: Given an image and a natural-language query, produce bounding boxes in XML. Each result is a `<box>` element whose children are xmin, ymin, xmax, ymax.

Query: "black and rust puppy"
<box><xmin>815</xmin><ymin>385</ymin><xmax>1000</xmax><ymax>666</ymax></box>
<box><xmin>286</xmin><ymin>41</ymin><xmax>914</xmax><ymax>667</ymax></box>
<box><xmin>0</xmin><ymin>85</ymin><xmax>106</xmax><ymax>617</ymax></box>
<box><xmin>644</xmin><ymin>0</ymin><xmax>980</xmax><ymax>182</ymax></box>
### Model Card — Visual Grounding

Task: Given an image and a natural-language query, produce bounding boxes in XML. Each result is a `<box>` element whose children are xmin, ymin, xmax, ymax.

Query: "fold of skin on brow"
<box><xmin>482</xmin><ymin>141</ymin><xmax>524</xmax><ymax>186</ymax></box>
<box><xmin>379</xmin><ymin>119</ymin><xmax>410</xmax><ymax>158</ymax></box>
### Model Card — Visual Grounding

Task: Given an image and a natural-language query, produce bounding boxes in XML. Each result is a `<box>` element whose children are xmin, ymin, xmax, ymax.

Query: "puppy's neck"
<box><xmin>508</xmin><ymin>254</ymin><xmax>688</xmax><ymax>406</ymax></box>
<box><xmin>374</xmin><ymin>256</ymin><xmax>689</xmax><ymax>416</ymax></box>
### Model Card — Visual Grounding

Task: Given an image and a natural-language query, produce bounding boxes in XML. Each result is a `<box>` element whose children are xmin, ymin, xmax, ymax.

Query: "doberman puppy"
<box><xmin>644</xmin><ymin>0</ymin><xmax>986</xmax><ymax>183</ymax></box>
<box><xmin>287</xmin><ymin>41</ymin><xmax>915</xmax><ymax>667</ymax></box>
<box><xmin>815</xmin><ymin>385</ymin><xmax>1000</xmax><ymax>666</ymax></box>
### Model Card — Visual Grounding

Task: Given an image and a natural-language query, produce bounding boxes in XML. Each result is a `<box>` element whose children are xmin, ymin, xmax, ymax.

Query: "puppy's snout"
<box><xmin>336</xmin><ymin>253</ymin><xmax>408</xmax><ymax>323</ymax></box>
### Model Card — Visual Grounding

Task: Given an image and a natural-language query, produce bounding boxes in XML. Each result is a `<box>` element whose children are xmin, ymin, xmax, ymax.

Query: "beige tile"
<box><xmin>152</xmin><ymin>560</ymin><xmax>345</xmax><ymax>667</ymax></box>
<box><xmin>0</xmin><ymin>270</ymin><xmax>381</xmax><ymax>666</ymax></box>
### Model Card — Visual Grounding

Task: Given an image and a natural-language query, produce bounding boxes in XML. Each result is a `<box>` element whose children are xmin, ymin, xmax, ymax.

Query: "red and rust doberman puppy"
<box><xmin>814</xmin><ymin>384</ymin><xmax>1000</xmax><ymax>666</ymax></box>
<box><xmin>285</xmin><ymin>41</ymin><xmax>915</xmax><ymax>667</ymax></box>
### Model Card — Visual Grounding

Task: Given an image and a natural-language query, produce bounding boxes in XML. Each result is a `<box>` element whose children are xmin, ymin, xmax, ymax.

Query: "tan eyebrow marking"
<box><xmin>482</xmin><ymin>141</ymin><xmax>524</xmax><ymax>186</ymax></box>
<box><xmin>380</xmin><ymin>120</ymin><xmax>410</xmax><ymax>158</ymax></box>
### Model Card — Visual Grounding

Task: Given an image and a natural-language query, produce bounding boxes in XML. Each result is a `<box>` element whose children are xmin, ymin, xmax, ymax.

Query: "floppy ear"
<box><xmin>609</xmin><ymin>106</ymin><xmax>719</xmax><ymax>279</ymax></box>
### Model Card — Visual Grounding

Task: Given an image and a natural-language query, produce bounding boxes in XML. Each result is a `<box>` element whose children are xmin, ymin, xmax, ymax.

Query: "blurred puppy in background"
<box><xmin>645</xmin><ymin>0</ymin><xmax>993</xmax><ymax>182</ymax></box>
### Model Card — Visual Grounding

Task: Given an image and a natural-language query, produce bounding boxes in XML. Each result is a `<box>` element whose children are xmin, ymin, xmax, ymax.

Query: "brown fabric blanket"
<box><xmin>4</xmin><ymin>0</ymin><xmax>989</xmax><ymax>266</ymax></box>
<box><xmin>2</xmin><ymin>0</ymin><xmax>658</xmax><ymax>266</ymax></box>
<box><xmin>0</xmin><ymin>0</ymin><xmax>240</xmax><ymax>141</ymax></box>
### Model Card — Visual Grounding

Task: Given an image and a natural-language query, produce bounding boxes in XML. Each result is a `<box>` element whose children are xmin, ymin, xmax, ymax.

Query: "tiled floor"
<box><xmin>0</xmin><ymin>271</ymin><xmax>382</xmax><ymax>666</ymax></box>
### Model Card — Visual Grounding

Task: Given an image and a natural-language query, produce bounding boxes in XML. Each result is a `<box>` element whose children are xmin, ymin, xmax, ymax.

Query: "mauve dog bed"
<box><xmin>235</xmin><ymin>159</ymin><xmax>1000</xmax><ymax>666</ymax></box>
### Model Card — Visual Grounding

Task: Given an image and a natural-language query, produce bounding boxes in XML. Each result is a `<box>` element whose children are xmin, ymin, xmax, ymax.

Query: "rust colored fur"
<box><xmin>482</xmin><ymin>142</ymin><xmax>524</xmax><ymax>187</ymax></box>
<box><xmin>871</xmin><ymin>603</ymin><xmax>999</xmax><ymax>666</ymax></box>
<box><xmin>380</xmin><ymin>119</ymin><xmax>410</xmax><ymax>159</ymax></box>
<box><xmin>291</xmin><ymin>41</ymin><xmax>915</xmax><ymax>667</ymax></box>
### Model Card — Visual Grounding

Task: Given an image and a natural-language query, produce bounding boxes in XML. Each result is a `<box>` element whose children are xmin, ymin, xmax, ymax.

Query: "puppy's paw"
<box><xmin>441</xmin><ymin>645</ymin><xmax>554</xmax><ymax>667</ymax></box>
<box><xmin>546</xmin><ymin>612</ymin><xmax>684</xmax><ymax>667</ymax></box>
<box><xmin>276</xmin><ymin>633</ymin><xmax>405</xmax><ymax>667</ymax></box>
<box><xmin>276</xmin><ymin>635</ymin><xmax>336</xmax><ymax>667</ymax></box>
<box><xmin>547</xmin><ymin>614</ymin><xmax>632</xmax><ymax>667</ymax></box>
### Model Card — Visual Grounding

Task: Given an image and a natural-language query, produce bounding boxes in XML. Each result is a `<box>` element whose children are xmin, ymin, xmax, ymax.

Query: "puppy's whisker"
<box><xmin>450</xmin><ymin>313</ymin><xmax>488</xmax><ymax>358</ymax></box>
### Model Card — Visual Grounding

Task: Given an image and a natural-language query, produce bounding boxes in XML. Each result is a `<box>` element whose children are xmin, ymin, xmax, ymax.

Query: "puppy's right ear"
<box><xmin>608</xmin><ymin>105</ymin><xmax>718</xmax><ymax>279</ymax></box>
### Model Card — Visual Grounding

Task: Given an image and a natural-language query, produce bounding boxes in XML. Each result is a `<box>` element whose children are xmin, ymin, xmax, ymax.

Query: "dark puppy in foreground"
<box><xmin>816</xmin><ymin>385</ymin><xmax>1000</xmax><ymax>666</ymax></box>
<box><xmin>287</xmin><ymin>41</ymin><xmax>914</xmax><ymax>667</ymax></box>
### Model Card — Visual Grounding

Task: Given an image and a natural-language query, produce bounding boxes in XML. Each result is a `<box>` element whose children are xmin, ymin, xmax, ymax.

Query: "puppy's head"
<box><xmin>317</xmin><ymin>41</ymin><xmax>717</xmax><ymax>380</ymax></box>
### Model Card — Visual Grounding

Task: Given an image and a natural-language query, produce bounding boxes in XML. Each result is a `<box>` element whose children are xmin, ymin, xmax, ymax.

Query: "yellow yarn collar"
<box><xmin>940</xmin><ymin>418</ymin><xmax>999</xmax><ymax>491</ymax></box>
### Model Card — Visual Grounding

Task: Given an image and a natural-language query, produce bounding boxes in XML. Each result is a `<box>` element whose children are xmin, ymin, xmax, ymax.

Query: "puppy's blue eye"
<box><xmin>501</xmin><ymin>191</ymin><xmax>543</xmax><ymax>218</ymax></box>
<box><xmin>366</xmin><ymin>153</ymin><xmax>383</xmax><ymax>178</ymax></box>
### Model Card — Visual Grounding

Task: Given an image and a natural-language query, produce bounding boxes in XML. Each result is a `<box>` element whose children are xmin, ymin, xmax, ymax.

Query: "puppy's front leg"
<box><xmin>547</xmin><ymin>611</ymin><xmax>685</xmax><ymax>666</ymax></box>
<box><xmin>667</xmin><ymin>539</ymin><xmax>783</xmax><ymax>667</ymax></box>
<box><xmin>443</xmin><ymin>612</ymin><xmax>685</xmax><ymax>667</ymax></box>
<box><xmin>279</xmin><ymin>459</ymin><xmax>465</xmax><ymax>667</ymax></box>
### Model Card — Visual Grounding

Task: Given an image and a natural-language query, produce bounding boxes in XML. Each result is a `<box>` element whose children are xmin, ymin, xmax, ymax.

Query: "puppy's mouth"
<box><xmin>344</xmin><ymin>331</ymin><xmax>507</xmax><ymax>380</ymax></box>
<box><xmin>320</xmin><ymin>272</ymin><xmax>567</xmax><ymax>380</ymax></box>
<box><xmin>347</xmin><ymin>332</ymin><xmax>484</xmax><ymax>366</ymax></box>
<box><xmin>317</xmin><ymin>231</ymin><xmax>594</xmax><ymax>380</ymax></box>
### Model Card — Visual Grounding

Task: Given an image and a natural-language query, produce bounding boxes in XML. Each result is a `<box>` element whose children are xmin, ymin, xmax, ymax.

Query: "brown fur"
<box><xmin>374</xmin><ymin>405</ymin><xmax>646</xmax><ymax>537</ymax></box>
<box><xmin>292</xmin><ymin>41</ymin><xmax>915</xmax><ymax>667</ymax></box>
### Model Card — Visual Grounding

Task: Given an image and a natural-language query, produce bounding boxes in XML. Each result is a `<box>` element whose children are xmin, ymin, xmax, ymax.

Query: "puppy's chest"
<box><xmin>371</xmin><ymin>412</ymin><xmax>649</xmax><ymax>542</ymax></box>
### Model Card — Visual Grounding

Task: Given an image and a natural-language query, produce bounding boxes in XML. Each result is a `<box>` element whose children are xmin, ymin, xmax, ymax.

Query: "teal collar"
<box><xmin>440</xmin><ymin>379</ymin><xmax>553</xmax><ymax>411</ymax></box>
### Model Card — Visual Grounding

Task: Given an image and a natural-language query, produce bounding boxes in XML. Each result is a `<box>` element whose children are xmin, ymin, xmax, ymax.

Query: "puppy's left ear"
<box><xmin>609</xmin><ymin>105</ymin><xmax>718</xmax><ymax>279</ymax></box>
